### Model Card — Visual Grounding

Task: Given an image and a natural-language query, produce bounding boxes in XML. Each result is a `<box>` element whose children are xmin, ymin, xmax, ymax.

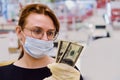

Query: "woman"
<box><xmin>0</xmin><ymin>3</ymin><xmax>82</xmax><ymax>80</ymax></box>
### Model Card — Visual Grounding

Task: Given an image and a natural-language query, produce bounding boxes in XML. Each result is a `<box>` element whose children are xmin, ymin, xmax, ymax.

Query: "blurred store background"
<box><xmin>0</xmin><ymin>0</ymin><xmax>120</xmax><ymax>80</ymax></box>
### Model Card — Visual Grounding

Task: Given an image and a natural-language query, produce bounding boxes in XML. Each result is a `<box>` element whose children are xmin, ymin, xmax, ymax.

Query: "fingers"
<box><xmin>43</xmin><ymin>76</ymin><xmax>56</xmax><ymax>80</ymax></box>
<box><xmin>47</xmin><ymin>63</ymin><xmax>80</xmax><ymax>80</ymax></box>
<box><xmin>48</xmin><ymin>63</ymin><xmax>80</xmax><ymax>73</ymax></box>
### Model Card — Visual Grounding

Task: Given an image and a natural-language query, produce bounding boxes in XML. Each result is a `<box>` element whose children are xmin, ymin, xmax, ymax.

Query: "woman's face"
<box><xmin>17</xmin><ymin>13</ymin><xmax>56</xmax><ymax>43</ymax></box>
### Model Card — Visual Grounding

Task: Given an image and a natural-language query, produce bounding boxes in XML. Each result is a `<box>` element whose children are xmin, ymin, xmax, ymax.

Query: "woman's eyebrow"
<box><xmin>47</xmin><ymin>29</ymin><xmax>56</xmax><ymax>31</ymax></box>
<box><xmin>32</xmin><ymin>26</ymin><xmax>42</xmax><ymax>29</ymax></box>
<box><xmin>31</xmin><ymin>26</ymin><xmax>56</xmax><ymax>31</ymax></box>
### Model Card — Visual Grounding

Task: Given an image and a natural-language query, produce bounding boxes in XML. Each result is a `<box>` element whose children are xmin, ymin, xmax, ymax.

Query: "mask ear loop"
<box><xmin>18</xmin><ymin>30</ymin><xmax>26</xmax><ymax>59</ymax></box>
<box><xmin>19</xmin><ymin>29</ymin><xmax>26</xmax><ymax>45</ymax></box>
<box><xmin>17</xmin><ymin>36</ymin><xmax>24</xmax><ymax>60</ymax></box>
<box><xmin>17</xmin><ymin>27</ymin><xmax>27</xmax><ymax>59</ymax></box>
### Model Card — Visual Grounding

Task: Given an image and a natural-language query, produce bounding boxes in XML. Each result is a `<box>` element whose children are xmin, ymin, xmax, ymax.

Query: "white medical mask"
<box><xmin>22</xmin><ymin>36</ymin><xmax>54</xmax><ymax>58</ymax></box>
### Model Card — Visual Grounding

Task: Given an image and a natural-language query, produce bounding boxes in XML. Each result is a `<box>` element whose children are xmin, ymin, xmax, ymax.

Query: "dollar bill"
<box><xmin>56</xmin><ymin>40</ymin><xmax>70</xmax><ymax>63</ymax></box>
<box><xmin>58</xmin><ymin>42</ymin><xmax>84</xmax><ymax>67</ymax></box>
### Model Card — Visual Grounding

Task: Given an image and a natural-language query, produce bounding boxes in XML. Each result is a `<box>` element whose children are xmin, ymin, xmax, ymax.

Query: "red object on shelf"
<box><xmin>96</xmin><ymin>0</ymin><xmax>110</xmax><ymax>8</ymax></box>
<box><xmin>111</xmin><ymin>8</ymin><xmax>120</xmax><ymax>21</ymax></box>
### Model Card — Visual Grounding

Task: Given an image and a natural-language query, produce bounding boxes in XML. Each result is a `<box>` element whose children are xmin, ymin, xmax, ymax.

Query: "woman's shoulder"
<box><xmin>0</xmin><ymin>63</ymin><xmax>14</xmax><ymax>76</ymax></box>
<box><xmin>0</xmin><ymin>60</ymin><xmax>16</xmax><ymax>69</ymax></box>
<box><xmin>0</xmin><ymin>63</ymin><xmax>14</xmax><ymax>70</ymax></box>
<box><xmin>0</xmin><ymin>60</ymin><xmax>16</xmax><ymax>66</ymax></box>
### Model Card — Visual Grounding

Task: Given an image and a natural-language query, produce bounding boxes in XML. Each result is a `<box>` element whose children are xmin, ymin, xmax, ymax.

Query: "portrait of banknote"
<box><xmin>56</xmin><ymin>40</ymin><xmax>70</xmax><ymax>63</ymax></box>
<box><xmin>59</xmin><ymin>42</ymin><xmax>84</xmax><ymax>67</ymax></box>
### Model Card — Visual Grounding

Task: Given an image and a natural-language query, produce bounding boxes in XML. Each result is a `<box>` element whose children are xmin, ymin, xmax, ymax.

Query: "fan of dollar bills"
<box><xmin>56</xmin><ymin>40</ymin><xmax>84</xmax><ymax>67</ymax></box>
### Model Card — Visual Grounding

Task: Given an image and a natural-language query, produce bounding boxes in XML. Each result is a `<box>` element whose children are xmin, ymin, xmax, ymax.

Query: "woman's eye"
<box><xmin>47</xmin><ymin>32</ymin><xmax>55</xmax><ymax>36</ymax></box>
<box><xmin>33</xmin><ymin>29</ymin><xmax>42</xmax><ymax>34</ymax></box>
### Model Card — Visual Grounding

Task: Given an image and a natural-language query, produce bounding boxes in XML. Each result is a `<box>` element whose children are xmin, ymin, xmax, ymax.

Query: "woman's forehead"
<box><xmin>25</xmin><ymin>13</ymin><xmax>55</xmax><ymax>29</ymax></box>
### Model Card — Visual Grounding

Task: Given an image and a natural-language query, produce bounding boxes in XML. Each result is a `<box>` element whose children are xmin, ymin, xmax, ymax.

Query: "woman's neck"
<box><xmin>14</xmin><ymin>55</ymin><xmax>55</xmax><ymax>69</ymax></box>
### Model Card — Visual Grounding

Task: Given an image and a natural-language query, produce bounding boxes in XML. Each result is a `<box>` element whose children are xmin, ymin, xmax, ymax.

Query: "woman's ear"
<box><xmin>16</xmin><ymin>26</ymin><xmax>22</xmax><ymax>40</ymax></box>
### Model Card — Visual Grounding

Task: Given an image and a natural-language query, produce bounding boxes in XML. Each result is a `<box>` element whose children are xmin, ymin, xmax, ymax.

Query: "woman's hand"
<box><xmin>44</xmin><ymin>63</ymin><xmax>80</xmax><ymax>80</ymax></box>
